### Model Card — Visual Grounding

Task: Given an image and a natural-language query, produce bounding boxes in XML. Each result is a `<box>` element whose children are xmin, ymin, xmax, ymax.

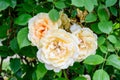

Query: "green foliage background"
<box><xmin>0</xmin><ymin>0</ymin><xmax>120</xmax><ymax>80</ymax></box>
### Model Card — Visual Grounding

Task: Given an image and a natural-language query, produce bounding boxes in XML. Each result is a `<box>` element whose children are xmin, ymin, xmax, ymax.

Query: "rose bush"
<box><xmin>28</xmin><ymin>12</ymin><xmax>98</xmax><ymax>72</ymax></box>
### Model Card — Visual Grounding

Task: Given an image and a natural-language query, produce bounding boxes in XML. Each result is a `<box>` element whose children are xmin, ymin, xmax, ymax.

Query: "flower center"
<box><xmin>51</xmin><ymin>41</ymin><xmax>66</xmax><ymax>54</ymax></box>
<box><xmin>47</xmin><ymin>38</ymin><xmax>68</xmax><ymax>57</ymax></box>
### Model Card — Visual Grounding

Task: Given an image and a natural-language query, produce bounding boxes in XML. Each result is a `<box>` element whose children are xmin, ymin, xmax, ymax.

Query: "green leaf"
<box><xmin>17</xmin><ymin>27</ymin><xmax>31</xmax><ymax>49</ymax></box>
<box><xmin>84</xmin><ymin>0</ymin><xmax>94</xmax><ymax>12</ymax></box>
<box><xmin>74</xmin><ymin>76</ymin><xmax>87</xmax><ymax>80</ymax></box>
<box><xmin>98</xmin><ymin>21</ymin><xmax>113</xmax><ymax>34</ymax></box>
<box><xmin>106</xmin><ymin>54</ymin><xmax>120</xmax><ymax>70</ymax></box>
<box><xmin>85</xmin><ymin>13</ymin><xmax>97</xmax><ymax>23</ymax></box>
<box><xmin>83</xmin><ymin>55</ymin><xmax>104</xmax><ymax>65</ymax></box>
<box><xmin>19</xmin><ymin>46</ymin><xmax>37</xmax><ymax>58</ymax></box>
<box><xmin>107</xmin><ymin>43</ymin><xmax>115</xmax><ymax>52</ymax></box>
<box><xmin>9</xmin><ymin>38</ymin><xmax>19</xmax><ymax>53</ymax></box>
<box><xmin>15</xmin><ymin>14</ymin><xmax>31</xmax><ymax>25</ymax></box>
<box><xmin>110</xmin><ymin>7</ymin><xmax>117</xmax><ymax>16</ymax></box>
<box><xmin>84</xmin><ymin>64</ymin><xmax>94</xmax><ymax>73</ymax></box>
<box><xmin>107</xmin><ymin>35</ymin><xmax>117</xmax><ymax>44</ymax></box>
<box><xmin>100</xmin><ymin>45</ymin><xmax>108</xmax><ymax>54</ymax></box>
<box><xmin>98</xmin><ymin>36</ymin><xmax>106</xmax><ymax>46</ymax></box>
<box><xmin>35</xmin><ymin>63</ymin><xmax>47</xmax><ymax>80</ymax></box>
<box><xmin>10</xmin><ymin>0</ymin><xmax>16</xmax><ymax>8</ymax></box>
<box><xmin>0</xmin><ymin>46</ymin><xmax>14</xmax><ymax>57</ymax></box>
<box><xmin>92</xmin><ymin>0</ymin><xmax>98</xmax><ymax>6</ymax></box>
<box><xmin>49</xmin><ymin>9</ymin><xmax>60</xmax><ymax>22</ymax></box>
<box><xmin>32</xmin><ymin>71</ymin><xmax>37</xmax><ymax>80</ymax></box>
<box><xmin>115</xmin><ymin>40</ymin><xmax>120</xmax><ymax>49</ymax></box>
<box><xmin>9</xmin><ymin>77</ymin><xmax>17</xmax><ymax>80</ymax></box>
<box><xmin>34</xmin><ymin>5</ymin><xmax>49</xmax><ymax>13</ymax></box>
<box><xmin>0</xmin><ymin>46</ymin><xmax>9</xmax><ymax>57</ymax></box>
<box><xmin>97</xmin><ymin>5</ymin><xmax>110</xmax><ymax>21</ymax></box>
<box><xmin>55</xmin><ymin>71</ymin><xmax>62</xmax><ymax>78</ymax></box>
<box><xmin>0</xmin><ymin>25</ymin><xmax>9</xmax><ymax>38</ymax></box>
<box><xmin>47</xmin><ymin>0</ymin><xmax>53</xmax><ymax>2</ymax></box>
<box><xmin>93</xmin><ymin>69</ymin><xmax>110</xmax><ymax>80</ymax></box>
<box><xmin>0</xmin><ymin>0</ymin><xmax>10</xmax><ymax>11</ymax></box>
<box><xmin>21</xmin><ymin>3</ymin><xmax>34</xmax><ymax>13</ymax></box>
<box><xmin>91</xmin><ymin>23</ymin><xmax>102</xmax><ymax>34</ymax></box>
<box><xmin>106</xmin><ymin>0</ymin><xmax>117</xmax><ymax>7</ymax></box>
<box><xmin>10</xmin><ymin>58</ymin><xmax>21</xmax><ymax>73</ymax></box>
<box><xmin>55</xmin><ymin>1</ymin><xmax>66</xmax><ymax>9</ymax></box>
<box><xmin>22</xmin><ymin>64</ymin><xmax>34</xmax><ymax>80</ymax></box>
<box><xmin>70</xmin><ymin>62</ymin><xmax>84</xmax><ymax>74</ymax></box>
<box><xmin>72</xmin><ymin>0</ymin><xmax>84</xmax><ymax>7</ymax></box>
<box><xmin>113</xmin><ymin>23</ymin><xmax>120</xmax><ymax>30</ymax></box>
<box><xmin>54</xmin><ymin>78</ymin><xmax>66</xmax><ymax>80</ymax></box>
<box><xmin>119</xmin><ymin>0</ymin><xmax>120</xmax><ymax>7</ymax></box>
<box><xmin>0</xmin><ymin>14</ymin><xmax>2</xmax><ymax>17</ymax></box>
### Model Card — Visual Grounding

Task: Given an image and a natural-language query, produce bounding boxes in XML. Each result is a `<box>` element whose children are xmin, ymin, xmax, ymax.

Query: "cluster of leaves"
<box><xmin>0</xmin><ymin>0</ymin><xmax>120</xmax><ymax>80</ymax></box>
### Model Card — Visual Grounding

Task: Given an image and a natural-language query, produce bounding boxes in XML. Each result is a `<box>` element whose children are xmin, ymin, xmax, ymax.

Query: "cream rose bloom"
<box><xmin>37</xmin><ymin>29</ymin><xmax>79</xmax><ymax>72</ymax></box>
<box><xmin>70</xmin><ymin>24</ymin><xmax>97</xmax><ymax>62</ymax></box>
<box><xmin>28</xmin><ymin>13</ymin><xmax>61</xmax><ymax>47</ymax></box>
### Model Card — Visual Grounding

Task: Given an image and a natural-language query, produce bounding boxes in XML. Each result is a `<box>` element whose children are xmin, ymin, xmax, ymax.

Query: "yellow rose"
<box><xmin>70</xmin><ymin>24</ymin><xmax>98</xmax><ymax>62</ymax></box>
<box><xmin>28</xmin><ymin>13</ymin><xmax>61</xmax><ymax>47</ymax></box>
<box><xmin>37</xmin><ymin>29</ymin><xmax>79</xmax><ymax>72</ymax></box>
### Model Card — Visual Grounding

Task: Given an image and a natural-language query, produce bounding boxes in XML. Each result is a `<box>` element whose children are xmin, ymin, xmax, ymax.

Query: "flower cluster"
<box><xmin>28</xmin><ymin>12</ymin><xmax>97</xmax><ymax>72</ymax></box>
